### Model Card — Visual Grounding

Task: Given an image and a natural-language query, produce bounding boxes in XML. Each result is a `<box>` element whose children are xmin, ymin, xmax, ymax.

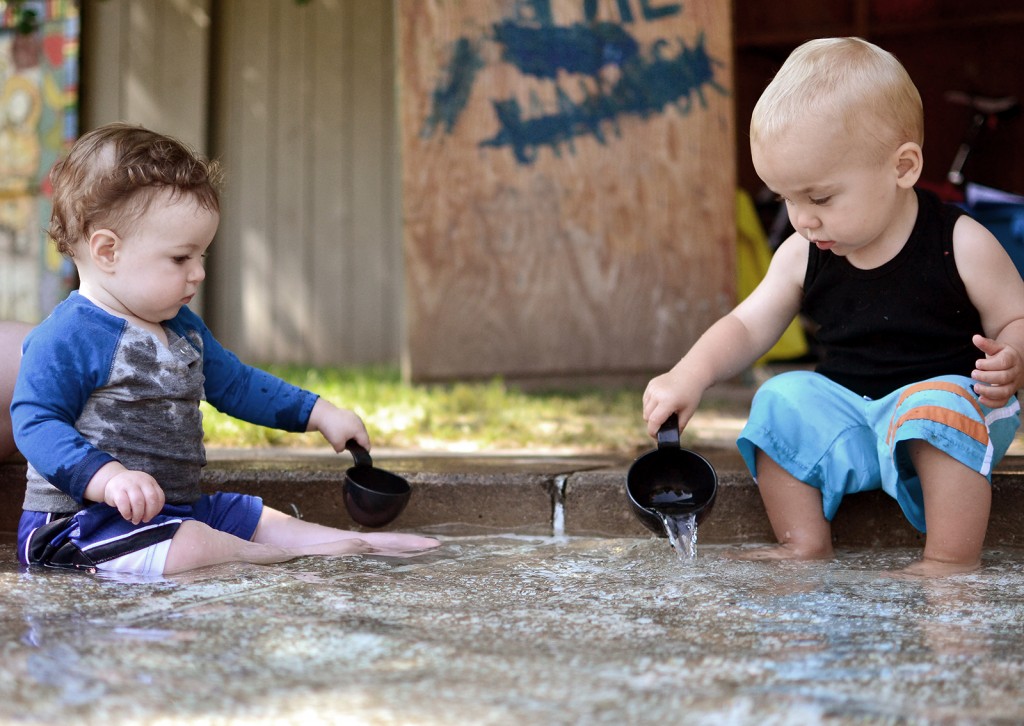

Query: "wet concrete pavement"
<box><xmin>4</xmin><ymin>538</ymin><xmax>1024</xmax><ymax>724</ymax></box>
<box><xmin>3</xmin><ymin>399</ymin><xmax>1024</xmax><ymax>723</ymax></box>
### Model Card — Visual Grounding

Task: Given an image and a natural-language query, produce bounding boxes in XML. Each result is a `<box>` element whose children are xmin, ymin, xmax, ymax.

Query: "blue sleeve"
<box><xmin>11</xmin><ymin>304</ymin><xmax>120</xmax><ymax>502</ymax></box>
<box><xmin>169</xmin><ymin>308</ymin><xmax>319</xmax><ymax>431</ymax></box>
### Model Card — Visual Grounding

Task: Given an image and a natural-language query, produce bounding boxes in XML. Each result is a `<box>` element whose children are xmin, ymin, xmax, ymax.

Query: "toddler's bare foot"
<box><xmin>361</xmin><ymin>533</ymin><xmax>440</xmax><ymax>554</ymax></box>
<box><xmin>314</xmin><ymin>538</ymin><xmax>375</xmax><ymax>557</ymax></box>
<box><xmin>319</xmin><ymin>535</ymin><xmax>441</xmax><ymax>559</ymax></box>
<box><xmin>886</xmin><ymin>557</ymin><xmax>980</xmax><ymax>579</ymax></box>
<box><xmin>364</xmin><ymin>537</ymin><xmax>443</xmax><ymax>558</ymax></box>
<box><xmin>726</xmin><ymin>543</ymin><xmax>834</xmax><ymax>561</ymax></box>
<box><xmin>368</xmin><ymin>547</ymin><xmax>439</xmax><ymax>559</ymax></box>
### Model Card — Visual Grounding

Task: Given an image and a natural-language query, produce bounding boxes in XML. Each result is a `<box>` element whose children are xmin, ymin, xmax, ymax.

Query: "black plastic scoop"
<box><xmin>625</xmin><ymin>414</ymin><xmax>718</xmax><ymax>535</ymax></box>
<box><xmin>343</xmin><ymin>440</ymin><xmax>411</xmax><ymax>528</ymax></box>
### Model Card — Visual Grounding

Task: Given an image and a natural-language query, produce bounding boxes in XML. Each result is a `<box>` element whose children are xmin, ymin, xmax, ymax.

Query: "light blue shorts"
<box><xmin>737</xmin><ymin>371</ymin><xmax>1020</xmax><ymax>532</ymax></box>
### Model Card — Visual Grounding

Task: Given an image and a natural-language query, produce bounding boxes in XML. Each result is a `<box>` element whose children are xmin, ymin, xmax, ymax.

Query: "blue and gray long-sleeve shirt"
<box><xmin>12</xmin><ymin>292</ymin><xmax>319</xmax><ymax>513</ymax></box>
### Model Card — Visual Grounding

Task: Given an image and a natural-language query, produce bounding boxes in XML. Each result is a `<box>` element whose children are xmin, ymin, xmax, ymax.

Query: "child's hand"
<box><xmin>642</xmin><ymin>368</ymin><xmax>702</xmax><ymax>438</ymax></box>
<box><xmin>972</xmin><ymin>334</ymin><xmax>1024</xmax><ymax>407</ymax></box>
<box><xmin>307</xmin><ymin>398</ymin><xmax>370</xmax><ymax>453</ymax></box>
<box><xmin>102</xmin><ymin>469</ymin><xmax>166</xmax><ymax>525</ymax></box>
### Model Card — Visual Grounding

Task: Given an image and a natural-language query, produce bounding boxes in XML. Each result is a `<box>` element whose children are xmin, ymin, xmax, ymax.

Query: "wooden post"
<box><xmin>398</xmin><ymin>0</ymin><xmax>735</xmax><ymax>382</ymax></box>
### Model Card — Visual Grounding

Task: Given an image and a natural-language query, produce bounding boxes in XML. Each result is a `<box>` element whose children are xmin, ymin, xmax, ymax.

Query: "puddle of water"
<box><xmin>2</xmin><ymin>540</ymin><xmax>1024</xmax><ymax>724</ymax></box>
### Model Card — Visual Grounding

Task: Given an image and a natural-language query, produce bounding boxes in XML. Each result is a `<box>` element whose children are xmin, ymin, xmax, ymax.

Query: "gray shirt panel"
<box><xmin>23</xmin><ymin>324</ymin><xmax>207</xmax><ymax>512</ymax></box>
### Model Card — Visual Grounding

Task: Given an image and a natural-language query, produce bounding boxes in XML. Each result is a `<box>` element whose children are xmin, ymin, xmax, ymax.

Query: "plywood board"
<box><xmin>398</xmin><ymin>0</ymin><xmax>736</xmax><ymax>381</ymax></box>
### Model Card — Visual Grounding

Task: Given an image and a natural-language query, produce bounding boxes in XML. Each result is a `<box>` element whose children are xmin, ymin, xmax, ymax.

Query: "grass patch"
<box><xmin>200</xmin><ymin>365</ymin><xmax>651</xmax><ymax>454</ymax></box>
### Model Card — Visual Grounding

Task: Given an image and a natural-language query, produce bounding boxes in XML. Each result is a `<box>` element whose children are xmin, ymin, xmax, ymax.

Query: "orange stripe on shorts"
<box><xmin>888</xmin><ymin>405</ymin><xmax>989</xmax><ymax>447</ymax></box>
<box><xmin>886</xmin><ymin>382</ymin><xmax>986</xmax><ymax>447</ymax></box>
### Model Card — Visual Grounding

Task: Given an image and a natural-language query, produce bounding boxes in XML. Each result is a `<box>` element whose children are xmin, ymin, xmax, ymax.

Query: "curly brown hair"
<box><xmin>48</xmin><ymin>122</ymin><xmax>223</xmax><ymax>257</ymax></box>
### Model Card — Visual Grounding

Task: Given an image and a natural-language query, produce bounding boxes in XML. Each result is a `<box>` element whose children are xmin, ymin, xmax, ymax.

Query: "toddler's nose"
<box><xmin>792</xmin><ymin>209</ymin><xmax>820</xmax><ymax>233</ymax></box>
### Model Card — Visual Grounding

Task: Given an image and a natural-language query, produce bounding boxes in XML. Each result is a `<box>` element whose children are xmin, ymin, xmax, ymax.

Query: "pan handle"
<box><xmin>656</xmin><ymin>413</ymin><xmax>680</xmax><ymax>449</ymax></box>
<box><xmin>345</xmin><ymin>439</ymin><xmax>374</xmax><ymax>468</ymax></box>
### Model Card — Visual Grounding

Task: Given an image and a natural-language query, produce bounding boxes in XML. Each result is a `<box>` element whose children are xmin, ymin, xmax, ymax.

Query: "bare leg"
<box><xmin>897</xmin><ymin>440</ymin><xmax>989</xmax><ymax>577</ymax></box>
<box><xmin>252</xmin><ymin>506</ymin><xmax>440</xmax><ymax>554</ymax></box>
<box><xmin>163</xmin><ymin>520</ymin><xmax>374</xmax><ymax>574</ymax></box>
<box><xmin>163</xmin><ymin>508</ymin><xmax>441</xmax><ymax>574</ymax></box>
<box><xmin>0</xmin><ymin>321</ymin><xmax>33</xmax><ymax>460</ymax></box>
<box><xmin>728</xmin><ymin>449</ymin><xmax>834</xmax><ymax>561</ymax></box>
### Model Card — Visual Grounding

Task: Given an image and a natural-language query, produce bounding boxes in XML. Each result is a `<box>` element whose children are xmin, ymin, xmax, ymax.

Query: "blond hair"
<box><xmin>48</xmin><ymin>123</ymin><xmax>222</xmax><ymax>257</ymax></box>
<box><xmin>750</xmin><ymin>38</ymin><xmax>923</xmax><ymax>161</ymax></box>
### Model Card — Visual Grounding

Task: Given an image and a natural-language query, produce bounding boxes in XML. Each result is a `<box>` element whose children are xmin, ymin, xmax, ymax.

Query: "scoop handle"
<box><xmin>345</xmin><ymin>439</ymin><xmax>374</xmax><ymax>468</ymax></box>
<box><xmin>656</xmin><ymin>413</ymin><xmax>680</xmax><ymax>449</ymax></box>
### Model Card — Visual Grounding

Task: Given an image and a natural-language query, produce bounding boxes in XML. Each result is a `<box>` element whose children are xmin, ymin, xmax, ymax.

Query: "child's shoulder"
<box><xmin>952</xmin><ymin>213</ymin><xmax>1024</xmax><ymax>297</ymax></box>
<box><xmin>25</xmin><ymin>293</ymin><xmax>126</xmax><ymax>357</ymax></box>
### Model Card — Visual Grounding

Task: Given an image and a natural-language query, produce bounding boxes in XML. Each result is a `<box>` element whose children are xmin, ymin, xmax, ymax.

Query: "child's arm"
<box><xmin>186</xmin><ymin>309</ymin><xmax>319</xmax><ymax>430</ymax></box>
<box><xmin>12</xmin><ymin>319</ymin><xmax>122</xmax><ymax>503</ymax></box>
<box><xmin>306</xmin><ymin>397</ymin><xmax>370</xmax><ymax>452</ymax></box>
<box><xmin>643</xmin><ymin>233</ymin><xmax>808</xmax><ymax>437</ymax></box>
<box><xmin>182</xmin><ymin>309</ymin><xmax>370</xmax><ymax>450</ymax></box>
<box><xmin>953</xmin><ymin>216</ymin><xmax>1024</xmax><ymax>407</ymax></box>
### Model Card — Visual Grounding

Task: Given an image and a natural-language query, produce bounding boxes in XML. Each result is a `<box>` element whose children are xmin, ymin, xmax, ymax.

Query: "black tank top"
<box><xmin>802</xmin><ymin>188</ymin><xmax>981</xmax><ymax>399</ymax></box>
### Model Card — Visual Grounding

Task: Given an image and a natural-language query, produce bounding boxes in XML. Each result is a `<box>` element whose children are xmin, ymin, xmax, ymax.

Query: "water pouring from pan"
<box><xmin>626</xmin><ymin>414</ymin><xmax>718</xmax><ymax>558</ymax></box>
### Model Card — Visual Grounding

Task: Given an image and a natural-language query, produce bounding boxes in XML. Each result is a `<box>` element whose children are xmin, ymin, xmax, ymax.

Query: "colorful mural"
<box><xmin>0</xmin><ymin>0</ymin><xmax>78</xmax><ymax>322</ymax></box>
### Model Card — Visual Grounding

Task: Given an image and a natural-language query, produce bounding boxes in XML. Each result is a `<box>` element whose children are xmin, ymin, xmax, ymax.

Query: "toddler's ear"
<box><xmin>895</xmin><ymin>142</ymin><xmax>923</xmax><ymax>188</ymax></box>
<box><xmin>88</xmin><ymin>229</ymin><xmax>120</xmax><ymax>271</ymax></box>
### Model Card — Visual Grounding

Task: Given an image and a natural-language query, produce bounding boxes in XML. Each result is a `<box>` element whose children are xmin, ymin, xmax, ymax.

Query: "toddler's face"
<box><xmin>105</xmin><ymin>190</ymin><xmax>219</xmax><ymax>324</ymax></box>
<box><xmin>752</xmin><ymin>118</ymin><xmax>908</xmax><ymax>263</ymax></box>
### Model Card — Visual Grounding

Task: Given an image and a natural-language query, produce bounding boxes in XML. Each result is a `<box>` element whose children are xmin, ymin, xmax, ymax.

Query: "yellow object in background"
<box><xmin>735</xmin><ymin>188</ymin><xmax>809</xmax><ymax>365</ymax></box>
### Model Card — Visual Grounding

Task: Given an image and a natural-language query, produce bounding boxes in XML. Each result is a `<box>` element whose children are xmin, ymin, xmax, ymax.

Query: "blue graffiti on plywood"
<box><xmin>421</xmin><ymin>37</ymin><xmax>485</xmax><ymax>138</ymax></box>
<box><xmin>421</xmin><ymin>4</ymin><xmax>728</xmax><ymax>165</ymax></box>
<box><xmin>491</xmin><ymin>21</ymin><xmax>639</xmax><ymax>79</ymax></box>
<box><xmin>483</xmin><ymin>32</ymin><xmax>725</xmax><ymax>164</ymax></box>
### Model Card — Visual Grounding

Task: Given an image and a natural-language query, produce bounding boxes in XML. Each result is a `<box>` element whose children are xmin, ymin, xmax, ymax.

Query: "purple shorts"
<box><xmin>18</xmin><ymin>492</ymin><xmax>263</xmax><ymax>575</ymax></box>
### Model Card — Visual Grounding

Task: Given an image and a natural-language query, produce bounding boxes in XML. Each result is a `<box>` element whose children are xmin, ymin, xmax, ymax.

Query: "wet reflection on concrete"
<box><xmin>3</xmin><ymin>539</ymin><xmax>1024</xmax><ymax>724</ymax></box>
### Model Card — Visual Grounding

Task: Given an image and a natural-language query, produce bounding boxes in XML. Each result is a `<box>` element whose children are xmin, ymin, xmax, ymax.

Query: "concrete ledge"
<box><xmin>3</xmin><ymin>449</ymin><xmax>1024</xmax><ymax>548</ymax></box>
